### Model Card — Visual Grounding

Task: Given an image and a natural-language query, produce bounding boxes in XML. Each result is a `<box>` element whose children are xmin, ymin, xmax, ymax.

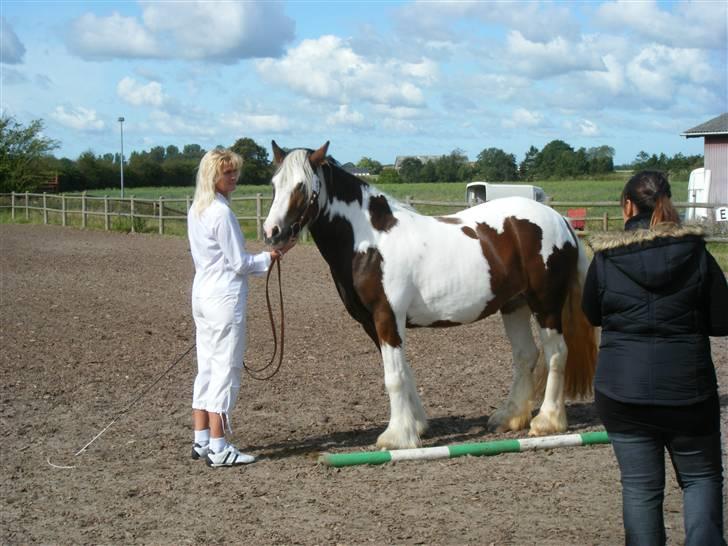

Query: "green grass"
<box><xmin>2</xmin><ymin>174</ymin><xmax>724</xmax><ymax>270</ymax></box>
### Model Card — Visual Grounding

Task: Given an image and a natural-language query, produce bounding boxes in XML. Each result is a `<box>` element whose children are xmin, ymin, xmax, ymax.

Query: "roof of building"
<box><xmin>681</xmin><ymin>112</ymin><xmax>728</xmax><ymax>138</ymax></box>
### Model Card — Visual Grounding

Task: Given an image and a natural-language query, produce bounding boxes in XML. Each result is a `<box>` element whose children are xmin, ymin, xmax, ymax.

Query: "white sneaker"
<box><xmin>191</xmin><ymin>442</ymin><xmax>209</xmax><ymax>460</ymax></box>
<box><xmin>205</xmin><ymin>444</ymin><xmax>256</xmax><ymax>467</ymax></box>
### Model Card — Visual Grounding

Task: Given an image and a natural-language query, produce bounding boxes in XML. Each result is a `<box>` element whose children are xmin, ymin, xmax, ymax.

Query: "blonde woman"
<box><xmin>187</xmin><ymin>147</ymin><xmax>287</xmax><ymax>467</ymax></box>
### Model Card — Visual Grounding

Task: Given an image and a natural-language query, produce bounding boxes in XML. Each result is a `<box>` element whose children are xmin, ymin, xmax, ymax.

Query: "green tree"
<box><xmin>230</xmin><ymin>137</ymin><xmax>271</xmax><ymax>185</ymax></box>
<box><xmin>356</xmin><ymin>157</ymin><xmax>383</xmax><ymax>175</ymax></box>
<box><xmin>519</xmin><ymin>146</ymin><xmax>539</xmax><ymax>181</ymax></box>
<box><xmin>398</xmin><ymin>157</ymin><xmax>423</xmax><ymax>183</ymax></box>
<box><xmin>434</xmin><ymin>150</ymin><xmax>469</xmax><ymax>182</ymax></box>
<box><xmin>476</xmin><ymin>147</ymin><xmax>518</xmax><ymax>181</ymax></box>
<box><xmin>0</xmin><ymin>115</ymin><xmax>59</xmax><ymax>192</ymax></box>
<box><xmin>534</xmin><ymin>140</ymin><xmax>575</xmax><ymax>178</ymax></box>
<box><xmin>377</xmin><ymin>168</ymin><xmax>401</xmax><ymax>184</ymax></box>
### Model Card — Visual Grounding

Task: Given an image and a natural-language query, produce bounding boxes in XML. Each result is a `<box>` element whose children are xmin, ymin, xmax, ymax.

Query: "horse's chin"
<box><xmin>265</xmin><ymin>227</ymin><xmax>298</xmax><ymax>250</ymax></box>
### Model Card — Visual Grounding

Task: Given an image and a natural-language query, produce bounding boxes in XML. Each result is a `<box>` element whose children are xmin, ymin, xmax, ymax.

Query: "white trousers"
<box><xmin>191</xmin><ymin>292</ymin><xmax>246</xmax><ymax>426</ymax></box>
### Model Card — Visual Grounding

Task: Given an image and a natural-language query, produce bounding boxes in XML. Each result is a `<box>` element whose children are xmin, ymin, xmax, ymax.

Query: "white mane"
<box><xmin>276</xmin><ymin>149</ymin><xmax>319</xmax><ymax>196</ymax></box>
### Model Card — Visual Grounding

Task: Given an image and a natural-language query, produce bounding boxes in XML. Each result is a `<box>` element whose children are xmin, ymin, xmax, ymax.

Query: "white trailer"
<box><xmin>466</xmin><ymin>182</ymin><xmax>548</xmax><ymax>207</ymax></box>
<box><xmin>685</xmin><ymin>167</ymin><xmax>712</xmax><ymax>222</ymax></box>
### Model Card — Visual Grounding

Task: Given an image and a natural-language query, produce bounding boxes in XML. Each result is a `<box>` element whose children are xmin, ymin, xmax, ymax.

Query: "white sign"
<box><xmin>716</xmin><ymin>207</ymin><xmax>728</xmax><ymax>222</ymax></box>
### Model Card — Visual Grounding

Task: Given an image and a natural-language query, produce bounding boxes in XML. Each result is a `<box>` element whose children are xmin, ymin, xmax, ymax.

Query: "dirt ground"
<box><xmin>1</xmin><ymin>223</ymin><xmax>726</xmax><ymax>545</ymax></box>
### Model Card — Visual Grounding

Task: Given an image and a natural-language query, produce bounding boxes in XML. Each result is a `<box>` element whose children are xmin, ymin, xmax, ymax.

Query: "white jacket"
<box><xmin>188</xmin><ymin>193</ymin><xmax>271</xmax><ymax>298</ymax></box>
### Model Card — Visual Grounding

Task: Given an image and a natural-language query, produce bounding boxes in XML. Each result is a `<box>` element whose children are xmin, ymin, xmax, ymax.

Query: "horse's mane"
<box><xmin>276</xmin><ymin>148</ymin><xmax>413</xmax><ymax>212</ymax></box>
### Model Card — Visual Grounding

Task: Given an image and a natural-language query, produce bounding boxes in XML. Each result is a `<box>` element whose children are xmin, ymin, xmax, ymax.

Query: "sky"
<box><xmin>1</xmin><ymin>0</ymin><xmax>726</xmax><ymax>167</ymax></box>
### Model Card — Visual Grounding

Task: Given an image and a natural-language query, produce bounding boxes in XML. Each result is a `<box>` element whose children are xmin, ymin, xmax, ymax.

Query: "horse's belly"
<box><xmin>406</xmin><ymin>279</ymin><xmax>492</xmax><ymax>326</ymax></box>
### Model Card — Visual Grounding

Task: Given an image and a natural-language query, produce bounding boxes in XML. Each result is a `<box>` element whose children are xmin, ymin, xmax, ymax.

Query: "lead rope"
<box><xmin>243</xmin><ymin>257</ymin><xmax>285</xmax><ymax>380</ymax></box>
<box><xmin>48</xmin><ymin>259</ymin><xmax>286</xmax><ymax>468</ymax></box>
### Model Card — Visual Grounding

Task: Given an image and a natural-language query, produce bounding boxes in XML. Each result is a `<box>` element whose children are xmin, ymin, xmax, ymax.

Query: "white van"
<box><xmin>466</xmin><ymin>182</ymin><xmax>548</xmax><ymax>207</ymax></box>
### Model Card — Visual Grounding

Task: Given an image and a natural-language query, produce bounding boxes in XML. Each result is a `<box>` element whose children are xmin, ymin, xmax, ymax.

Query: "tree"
<box><xmin>356</xmin><ymin>157</ymin><xmax>383</xmax><ymax>175</ymax></box>
<box><xmin>434</xmin><ymin>150</ymin><xmax>469</xmax><ymax>182</ymax></box>
<box><xmin>398</xmin><ymin>157</ymin><xmax>423</xmax><ymax>183</ymax></box>
<box><xmin>230</xmin><ymin>137</ymin><xmax>271</xmax><ymax>185</ymax></box>
<box><xmin>0</xmin><ymin>115</ymin><xmax>59</xmax><ymax>192</ymax></box>
<box><xmin>534</xmin><ymin>140</ymin><xmax>575</xmax><ymax>178</ymax></box>
<box><xmin>377</xmin><ymin>168</ymin><xmax>401</xmax><ymax>184</ymax></box>
<box><xmin>476</xmin><ymin>147</ymin><xmax>518</xmax><ymax>181</ymax></box>
<box><xmin>519</xmin><ymin>146</ymin><xmax>539</xmax><ymax>181</ymax></box>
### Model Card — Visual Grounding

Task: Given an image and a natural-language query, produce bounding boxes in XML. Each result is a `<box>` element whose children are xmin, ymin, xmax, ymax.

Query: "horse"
<box><xmin>263</xmin><ymin>141</ymin><xmax>597</xmax><ymax>450</ymax></box>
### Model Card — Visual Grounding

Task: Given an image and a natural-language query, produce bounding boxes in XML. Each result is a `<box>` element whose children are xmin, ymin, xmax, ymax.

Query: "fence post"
<box><xmin>11</xmin><ymin>192</ymin><xmax>15</xmax><ymax>220</ymax></box>
<box><xmin>256</xmin><ymin>193</ymin><xmax>262</xmax><ymax>240</ymax></box>
<box><xmin>130</xmin><ymin>196</ymin><xmax>135</xmax><ymax>233</ymax></box>
<box><xmin>159</xmin><ymin>196</ymin><xmax>164</xmax><ymax>235</ymax></box>
<box><xmin>62</xmin><ymin>195</ymin><xmax>67</xmax><ymax>226</ymax></box>
<box><xmin>43</xmin><ymin>193</ymin><xmax>48</xmax><ymax>224</ymax></box>
<box><xmin>25</xmin><ymin>191</ymin><xmax>29</xmax><ymax>220</ymax></box>
<box><xmin>602</xmin><ymin>212</ymin><xmax>609</xmax><ymax>231</ymax></box>
<box><xmin>104</xmin><ymin>196</ymin><xmax>109</xmax><ymax>230</ymax></box>
<box><xmin>81</xmin><ymin>191</ymin><xmax>87</xmax><ymax>228</ymax></box>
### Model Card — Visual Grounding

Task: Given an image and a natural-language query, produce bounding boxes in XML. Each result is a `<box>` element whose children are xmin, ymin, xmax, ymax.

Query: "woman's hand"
<box><xmin>270</xmin><ymin>239</ymin><xmax>297</xmax><ymax>262</ymax></box>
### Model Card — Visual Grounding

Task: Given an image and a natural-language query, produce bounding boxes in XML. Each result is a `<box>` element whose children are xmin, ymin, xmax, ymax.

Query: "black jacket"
<box><xmin>582</xmin><ymin>217</ymin><xmax>728</xmax><ymax>406</ymax></box>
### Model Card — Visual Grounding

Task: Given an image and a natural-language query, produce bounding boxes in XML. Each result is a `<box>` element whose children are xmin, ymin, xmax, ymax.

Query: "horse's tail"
<box><xmin>561</xmin><ymin>238</ymin><xmax>597</xmax><ymax>399</ymax></box>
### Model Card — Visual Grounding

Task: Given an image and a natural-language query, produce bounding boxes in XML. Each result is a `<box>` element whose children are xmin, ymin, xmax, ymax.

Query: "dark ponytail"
<box><xmin>621</xmin><ymin>170</ymin><xmax>680</xmax><ymax>227</ymax></box>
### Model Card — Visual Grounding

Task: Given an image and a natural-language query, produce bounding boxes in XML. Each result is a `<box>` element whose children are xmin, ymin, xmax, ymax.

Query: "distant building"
<box><xmin>681</xmin><ymin>113</ymin><xmax>728</xmax><ymax>205</ymax></box>
<box><xmin>342</xmin><ymin>163</ymin><xmax>371</xmax><ymax>176</ymax></box>
<box><xmin>394</xmin><ymin>155</ymin><xmax>444</xmax><ymax>170</ymax></box>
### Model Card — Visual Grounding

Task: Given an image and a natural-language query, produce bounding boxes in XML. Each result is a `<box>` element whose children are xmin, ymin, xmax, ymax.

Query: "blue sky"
<box><xmin>1</xmin><ymin>1</ymin><xmax>726</xmax><ymax>166</ymax></box>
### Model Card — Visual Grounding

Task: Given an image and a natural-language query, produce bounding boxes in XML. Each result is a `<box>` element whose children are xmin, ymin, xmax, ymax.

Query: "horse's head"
<box><xmin>263</xmin><ymin>140</ymin><xmax>329</xmax><ymax>249</ymax></box>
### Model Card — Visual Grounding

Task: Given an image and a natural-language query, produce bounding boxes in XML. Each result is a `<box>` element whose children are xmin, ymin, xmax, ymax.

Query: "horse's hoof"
<box><xmin>376</xmin><ymin>429</ymin><xmax>420</xmax><ymax>450</ymax></box>
<box><xmin>528</xmin><ymin>411</ymin><xmax>566</xmax><ymax>436</ymax></box>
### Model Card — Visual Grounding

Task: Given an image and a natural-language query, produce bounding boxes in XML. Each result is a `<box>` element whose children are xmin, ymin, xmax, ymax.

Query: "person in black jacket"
<box><xmin>582</xmin><ymin>170</ymin><xmax>727</xmax><ymax>546</ymax></box>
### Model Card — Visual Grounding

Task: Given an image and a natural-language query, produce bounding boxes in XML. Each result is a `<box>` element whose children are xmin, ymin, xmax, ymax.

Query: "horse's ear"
<box><xmin>309</xmin><ymin>141</ymin><xmax>330</xmax><ymax>168</ymax></box>
<box><xmin>271</xmin><ymin>140</ymin><xmax>286</xmax><ymax>164</ymax></box>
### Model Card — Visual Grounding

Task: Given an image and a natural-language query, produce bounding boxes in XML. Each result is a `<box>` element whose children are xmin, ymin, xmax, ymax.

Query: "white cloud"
<box><xmin>67</xmin><ymin>12</ymin><xmax>160</xmax><ymax>60</ymax></box>
<box><xmin>597</xmin><ymin>0</ymin><xmax>727</xmax><ymax>50</ymax></box>
<box><xmin>223</xmin><ymin>112</ymin><xmax>290</xmax><ymax>132</ymax></box>
<box><xmin>626</xmin><ymin>44</ymin><xmax>715</xmax><ymax>103</ymax></box>
<box><xmin>506</xmin><ymin>31</ymin><xmax>605</xmax><ymax>78</ymax></box>
<box><xmin>148</xmin><ymin>110</ymin><xmax>216</xmax><ymax>136</ymax></box>
<box><xmin>578</xmin><ymin>119</ymin><xmax>600</xmax><ymax>137</ymax></box>
<box><xmin>66</xmin><ymin>2</ymin><xmax>294</xmax><ymax>62</ymax></box>
<box><xmin>256</xmin><ymin>35</ymin><xmax>435</xmax><ymax>108</ymax></box>
<box><xmin>326</xmin><ymin>105</ymin><xmax>367</xmax><ymax>127</ymax></box>
<box><xmin>117</xmin><ymin>77</ymin><xmax>165</xmax><ymax>107</ymax></box>
<box><xmin>395</xmin><ymin>2</ymin><xmax>580</xmax><ymax>44</ymax></box>
<box><xmin>51</xmin><ymin>106</ymin><xmax>105</xmax><ymax>131</ymax></box>
<box><xmin>502</xmin><ymin>108</ymin><xmax>544</xmax><ymax>129</ymax></box>
<box><xmin>1</xmin><ymin>17</ymin><xmax>25</xmax><ymax>64</ymax></box>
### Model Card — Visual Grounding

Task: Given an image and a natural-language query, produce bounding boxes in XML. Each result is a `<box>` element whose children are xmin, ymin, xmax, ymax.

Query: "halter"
<box><xmin>290</xmin><ymin>168</ymin><xmax>323</xmax><ymax>238</ymax></box>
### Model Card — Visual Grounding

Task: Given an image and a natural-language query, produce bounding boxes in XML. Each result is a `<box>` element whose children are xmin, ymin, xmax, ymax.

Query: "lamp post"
<box><xmin>118</xmin><ymin>117</ymin><xmax>125</xmax><ymax>198</ymax></box>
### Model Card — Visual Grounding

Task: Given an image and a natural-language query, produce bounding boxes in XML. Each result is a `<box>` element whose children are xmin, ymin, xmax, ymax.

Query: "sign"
<box><xmin>716</xmin><ymin>207</ymin><xmax>728</xmax><ymax>222</ymax></box>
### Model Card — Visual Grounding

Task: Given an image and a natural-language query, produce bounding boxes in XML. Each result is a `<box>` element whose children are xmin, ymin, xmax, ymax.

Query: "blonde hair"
<box><xmin>192</xmin><ymin>147</ymin><xmax>243</xmax><ymax>215</ymax></box>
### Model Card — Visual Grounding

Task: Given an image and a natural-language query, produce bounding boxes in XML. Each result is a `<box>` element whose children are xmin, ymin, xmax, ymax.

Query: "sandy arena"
<box><xmin>2</xmin><ymin>223</ymin><xmax>726</xmax><ymax>544</ymax></box>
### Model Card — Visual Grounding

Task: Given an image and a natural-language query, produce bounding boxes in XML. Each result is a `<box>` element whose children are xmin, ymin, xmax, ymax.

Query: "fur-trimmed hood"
<box><xmin>588</xmin><ymin>223</ymin><xmax>706</xmax><ymax>252</ymax></box>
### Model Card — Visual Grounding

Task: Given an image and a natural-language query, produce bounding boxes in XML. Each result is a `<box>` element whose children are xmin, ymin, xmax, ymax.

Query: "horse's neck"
<box><xmin>309</xmin><ymin>165</ymin><xmax>373</xmax><ymax>266</ymax></box>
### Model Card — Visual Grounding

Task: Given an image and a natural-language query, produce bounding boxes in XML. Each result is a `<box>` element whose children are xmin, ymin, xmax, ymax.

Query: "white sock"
<box><xmin>210</xmin><ymin>437</ymin><xmax>227</xmax><ymax>454</ymax></box>
<box><xmin>194</xmin><ymin>429</ymin><xmax>210</xmax><ymax>447</ymax></box>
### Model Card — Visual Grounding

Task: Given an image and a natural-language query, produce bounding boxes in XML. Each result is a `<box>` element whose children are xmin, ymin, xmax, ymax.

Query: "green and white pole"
<box><xmin>319</xmin><ymin>430</ymin><xmax>610</xmax><ymax>468</ymax></box>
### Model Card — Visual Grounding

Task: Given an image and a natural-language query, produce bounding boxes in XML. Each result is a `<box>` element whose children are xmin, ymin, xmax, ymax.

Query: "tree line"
<box><xmin>0</xmin><ymin>115</ymin><xmax>704</xmax><ymax>193</ymax></box>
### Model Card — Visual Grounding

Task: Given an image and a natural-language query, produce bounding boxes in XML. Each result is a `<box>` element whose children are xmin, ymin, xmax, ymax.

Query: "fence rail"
<box><xmin>1</xmin><ymin>192</ymin><xmax>726</xmax><ymax>243</ymax></box>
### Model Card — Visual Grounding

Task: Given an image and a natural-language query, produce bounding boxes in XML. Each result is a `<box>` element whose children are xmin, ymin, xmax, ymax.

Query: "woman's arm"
<box><xmin>581</xmin><ymin>257</ymin><xmax>602</xmax><ymax>327</ymax></box>
<box><xmin>705</xmin><ymin>251</ymin><xmax>728</xmax><ymax>336</ymax></box>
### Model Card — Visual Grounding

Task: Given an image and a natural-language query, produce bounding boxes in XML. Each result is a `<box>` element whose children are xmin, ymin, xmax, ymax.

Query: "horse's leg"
<box><xmin>376</xmin><ymin>315</ymin><xmax>425</xmax><ymax>449</ymax></box>
<box><xmin>528</xmin><ymin>327</ymin><xmax>568</xmax><ymax>436</ymax></box>
<box><xmin>488</xmin><ymin>304</ymin><xmax>539</xmax><ymax>432</ymax></box>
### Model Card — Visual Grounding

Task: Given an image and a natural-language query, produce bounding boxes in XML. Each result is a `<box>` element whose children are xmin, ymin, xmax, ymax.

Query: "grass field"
<box><xmin>2</xmin><ymin>173</ymin><xmax>724</xmax><ymax>269</ymax></box>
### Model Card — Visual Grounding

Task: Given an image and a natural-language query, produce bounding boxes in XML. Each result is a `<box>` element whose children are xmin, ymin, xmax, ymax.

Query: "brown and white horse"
<box><xmin>264</xmin><ymin>141</ymin><xmax>597</xmax><ymax>450</ymax></box>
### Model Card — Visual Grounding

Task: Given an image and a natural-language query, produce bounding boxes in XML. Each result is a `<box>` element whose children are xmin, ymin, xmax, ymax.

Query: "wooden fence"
<box><xmin>1</xmin><ymin>191</ymin><xmax>726</xmax><ymax>243</ymax></box>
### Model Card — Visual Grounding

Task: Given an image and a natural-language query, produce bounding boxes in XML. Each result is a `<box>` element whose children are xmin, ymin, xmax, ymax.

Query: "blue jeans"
<box><xmin>608</xmin><ymin>431</ymin><xmax>725</xmax><ymax>546</ymax></box>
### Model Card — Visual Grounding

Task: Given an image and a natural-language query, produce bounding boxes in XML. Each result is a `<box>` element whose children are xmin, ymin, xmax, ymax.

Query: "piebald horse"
<box><xmin>264</xmin><ymin>141</ymin><xmax>596</xmax><ymax>450</ymax></box>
